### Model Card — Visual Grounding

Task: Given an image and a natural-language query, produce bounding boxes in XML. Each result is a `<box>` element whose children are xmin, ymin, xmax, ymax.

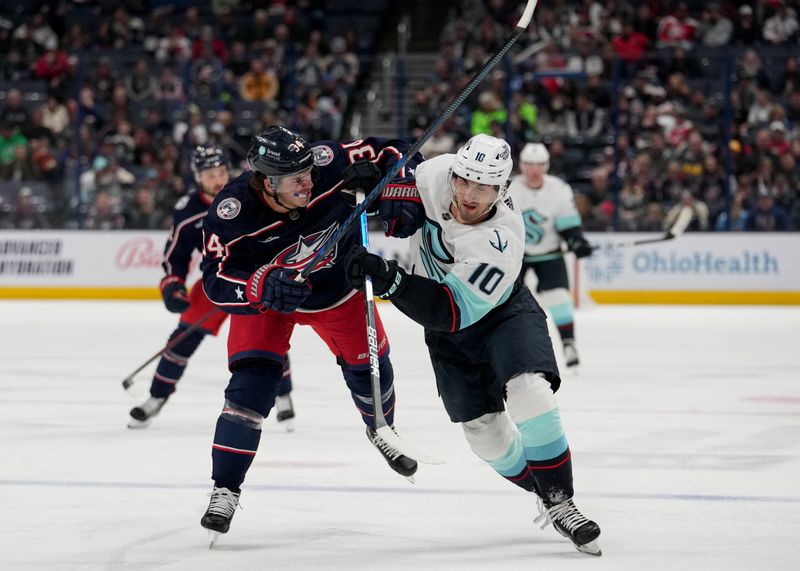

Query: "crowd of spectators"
<box><xmin>1</xmin><ymin>0</ymin><xmax>799</xmax><ymax>233</ymax></box>
<box><xmin>0</xmin><ymin>0</ymin><xmax>371</xmax><ymax>229</ymax></box>
<box><xmin>412</xmin><ymin>0</ymin><xmax>800</xmax><ymax>231</ymax></box>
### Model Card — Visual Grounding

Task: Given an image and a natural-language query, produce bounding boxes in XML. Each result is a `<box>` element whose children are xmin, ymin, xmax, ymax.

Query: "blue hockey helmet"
<box><xmin>247</xmin><ymin>125</ymin><xmax>314</xmax><ymax>179</ymax></box>
<box><xmin>191</xmin><ymin>145</ymin><xmax>228</xmax><ymax>180</ymax></box>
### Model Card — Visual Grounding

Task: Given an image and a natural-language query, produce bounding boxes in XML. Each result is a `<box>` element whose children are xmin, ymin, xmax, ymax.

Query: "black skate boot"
<box><xmin>563</xmin><ymin>340</ymin><xmax>580</xmax><ymax>369</ymax></box>
<box><xmin>128</xmin><ymin>396</ymin><xmax>167</xmax><ymax>429</ymax></box>
<box><xmin>366</xmin><ymin>426</ymin><xmax>418</xmax><ymax>482</ymax></box>
<box><xmin>535</xmin><ymin>497</ymin><xmax>601</xmax><ymax>556</ymax></box>
<box><xmin>275</xmin><ymin>394</ymin><xmax>295</xmax><ymax>432</ymax></box>
<box><xmin>201</xmin><ymin>487</ymin><xmax>240</xmax><ymax>544</ymax></box>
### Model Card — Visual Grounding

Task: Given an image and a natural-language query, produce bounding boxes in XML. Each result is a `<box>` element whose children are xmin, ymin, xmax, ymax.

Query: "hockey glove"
<box><xmin>560</xmin><ymin>227</ymin><xmax>594</xmax><ymax>258</ymax></box>
<box><xmin>345</xmin><ymin>246</ymin><xmax>406</xmax><ymax>299</ymax></box>
<box><xmin>567</xmin><ymin>236</ymin><xmax>594</xmax><ymax>258</ymax></box>
<box><xmin>246</xmin><ymin>264</ymin><xmax>312</xmax><ymax>313</ymax></box>
<box><xmin>340</xmin><ymin>160</ymin><xmax>382</xmax><ymax>215</ymax></box>
<box><xmin>160</xmin><ymin>275</ymin><xmax>190</xmax><ymax>313</ymax></box>
<box><xmin>378</xmin><ymin>184</ymin><xmax>425</xmax><ymax>238</ymax></box>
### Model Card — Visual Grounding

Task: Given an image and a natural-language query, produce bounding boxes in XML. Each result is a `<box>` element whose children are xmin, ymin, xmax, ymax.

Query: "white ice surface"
<box><xmin>1</xmin><ymin>301</ymin><xmax>799</xmax><ymax>570</ymax></box>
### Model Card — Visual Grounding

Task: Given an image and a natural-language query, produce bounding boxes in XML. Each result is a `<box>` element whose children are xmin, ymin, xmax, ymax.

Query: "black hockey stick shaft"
<box><xmin>121</xmin><ymin>307</ymin><xmax>218</xmax><ymax>392</ymax></box>
<box><xmin>299</xmin><ymin>0</ymin><xmax>540</xmax><ymax>280</ymax></box>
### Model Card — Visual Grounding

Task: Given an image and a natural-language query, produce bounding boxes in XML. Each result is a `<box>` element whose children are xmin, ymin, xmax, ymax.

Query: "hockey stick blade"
<box><xmin>595</xmin><ymin>206</ymin><xmax>695</xmax><ymax>249</ymax></box>
<box><xmin>376</xmin><ymin>425</ymin><xmax>445</xmax><ymax>465</ymax></box>
<box><xmin>666</xmin><ymin>205</ymin><xmax>693</xmax><ymax>238</ymax></box>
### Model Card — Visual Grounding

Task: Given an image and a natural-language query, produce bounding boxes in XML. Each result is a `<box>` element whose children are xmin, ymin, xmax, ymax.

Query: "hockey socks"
<box><xmin>150</xmin><ymin>326</ymin><xmax>205</xmax><ymax>398</ymax></box>
<box><xmin>211</xmin><ymin>413</ymin><xmax>261</xmax><ymax>492</ymax></box>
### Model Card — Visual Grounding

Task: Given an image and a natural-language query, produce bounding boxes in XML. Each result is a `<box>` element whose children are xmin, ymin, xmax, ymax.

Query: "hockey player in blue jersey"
<box><xmin>198</xmin><ymin>125</ymin><xmax>425</xmax><ymax>537</ymax></box>
<box><xmin>128</xmin><ymin>145</ymin><xmax>296</xmax><ymax>429</ymax></box>
<box><xmin>346</xmin><ymin>134</ymin><xmax>602</xmax><ymax>556</ymax></box>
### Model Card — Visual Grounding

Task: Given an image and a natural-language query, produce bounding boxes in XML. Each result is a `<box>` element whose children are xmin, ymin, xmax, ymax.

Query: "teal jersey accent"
<box><xmin>554</xmin><ymin>213</ymin><xmax>582</xmax><ymax>231</ymax></box>
<box><xmin>487</xmin><ymin>435</ymin><xmax>527</xmax><ymax>477</ymax></box>
<box><xmin>522</xmin><ymin>209</ymin><xmax>547</xmax><ymax>244</ymax></box>
<box><xmin>516</xmin><ymin>407</ymin><xmax>567</xmax><ymax>460</ymax></box>
<box><xmin>548</xmin><ymin>301</ymin><xmax>574</xmax><ymax>326</ymax></box>
<box><xmin>443</xmin><ymin>272</ymin><xmax>513</xmax><ymax>329</ymax></box>
<box><xmin>523</xmin><ymin>252</ymin><xmax>564</xmax><ymax>263</ymax></box>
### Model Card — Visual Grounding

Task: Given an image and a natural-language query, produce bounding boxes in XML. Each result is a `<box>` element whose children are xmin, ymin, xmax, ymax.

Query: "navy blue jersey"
<box><xmin>202</xmin><ymin>137</ymin><xmax>420</xmax><ymax>314</ymax></box>
<box><xmin>162</xmin><ymin>189</ymin><xmax>214</xmax><ymax>280</ymax></box>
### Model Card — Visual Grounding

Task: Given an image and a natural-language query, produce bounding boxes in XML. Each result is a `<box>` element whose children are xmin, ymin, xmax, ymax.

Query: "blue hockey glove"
<box><xmin>340</xmin><ymin>160</ymin><xmax>382</xmax><ymax>214</ymax></box>
<box><xmin>345</xmin><ymin>246</ymin><xmax>406</xmax><ymax>299</ymax></box>
<box><xmin>246</xmin><ymin>264</ymin><xmax>312</xmax><ymax>313</ymax></box>
<box><xmin>160</xmin><ymin>275</ymin><xmax>190</xmax><ymax>313</ymax></box>
<box><xmin>378</xmin><ymin>184</ymin><xmax>424</xmax><ymax>238</ymax></box>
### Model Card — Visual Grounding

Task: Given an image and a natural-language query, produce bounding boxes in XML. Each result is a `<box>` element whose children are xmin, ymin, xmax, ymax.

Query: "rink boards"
<box><xmin>0</xmin><ymin>230</ymin><xmax>798</xmax><ymax>304</ymax></box>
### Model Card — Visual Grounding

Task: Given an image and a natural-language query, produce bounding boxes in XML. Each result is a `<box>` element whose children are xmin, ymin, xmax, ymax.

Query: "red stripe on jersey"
<box><xmin>212</xmin><ymin>444</ymin><xmax>256</xmax><ymax>456</ymax></box>
<box><xmin>442</xmin><ymin>285</ymin><xmax>458</xmax><ymax>332</ymax></box>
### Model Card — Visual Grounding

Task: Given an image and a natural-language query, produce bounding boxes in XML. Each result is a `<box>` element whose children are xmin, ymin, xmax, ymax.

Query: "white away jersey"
<box><xmin>408</xmin><ymin>153</ymin><xmax>525</xmax><ymax>329</ymax></box>
<box><xmin>507</xmin><ymin>173</ymin><xmax>582</xmax><ymax>261</ymax></box>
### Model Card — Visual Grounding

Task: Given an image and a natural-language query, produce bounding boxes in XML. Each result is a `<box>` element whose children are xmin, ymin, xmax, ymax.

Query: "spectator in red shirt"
<box><xmin>611</xmin><ymin>20</ymin><xmax>649</xmax><ymax>64</ymax></box>
<box><xmin>657</xmin><ymin>2</ymin><xmax>699</xmax><ymax>49</ymax></box>
<box><xmin>34</xmin><ymin>48</ymin><xmax>72</xmax><ymax>82</ymax></box>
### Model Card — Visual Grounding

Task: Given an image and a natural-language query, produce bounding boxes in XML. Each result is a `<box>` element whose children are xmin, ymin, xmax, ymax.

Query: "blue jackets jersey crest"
<box><xmin>202</xmin><ymin>137</ymin><xmax>418</xmax><ymax>314</ymax></box>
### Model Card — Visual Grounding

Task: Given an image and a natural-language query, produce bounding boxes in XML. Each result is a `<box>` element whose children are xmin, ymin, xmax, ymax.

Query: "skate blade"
<box><xmin>279</xmin><ymin>419</ymin><xmax>295</xmax><ymax>433</ymax></box>
<box><xmin>575</xmin><ymin>539</ymin><xmax>601</xmax><ymax>556</ymax></box>
<box><xmin>127</xmin><ymin>418</ymin><xmax>152</xmax><ymax>429</ymax></box>
<box><xmin>404</xmin><ymin>474</ymin><xmax>416</xmax><ymax>484</ymax></box>
<box><xmin>208</xmin><ymin>530</ymin><xmax>222</xmax><ymax>548</ymax></box>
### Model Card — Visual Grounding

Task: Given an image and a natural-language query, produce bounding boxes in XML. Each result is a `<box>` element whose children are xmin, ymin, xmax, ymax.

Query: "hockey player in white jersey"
<box><xmin>346</xmin><ymin>134</ymin><xmax>601</xmax><ymax>556</ymax></box>
<box><xmin>507</xmin><ymin>143</ymin><xmax>593</xmax><ymax>369</ymax></box>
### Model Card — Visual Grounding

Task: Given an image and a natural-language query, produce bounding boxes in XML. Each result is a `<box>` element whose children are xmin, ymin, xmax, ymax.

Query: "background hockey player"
<box><xmin>198</xmin><ymin>125</ymin><xmax>425</xmax><ymax>537</ymax></box>
<box><xmin>128</xmin><ymin>145</ymin><xmax>296</xmax><ymax>429</ymax></box>
<box><xmin>507</xmin><ymin>143</ymin><xmax>593</xmax><ymax>369</ymax></box>
<box><xmin>346</xmin><ymin>134</ymin><xmax>602</xmax><ymax>556</ymax></box>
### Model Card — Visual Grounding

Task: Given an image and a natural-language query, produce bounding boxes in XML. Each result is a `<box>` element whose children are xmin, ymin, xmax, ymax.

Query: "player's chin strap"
<box><xmin>264</xmin><ymin>178</ymin><xmax>303</xmax><ymax>218</ymax></box>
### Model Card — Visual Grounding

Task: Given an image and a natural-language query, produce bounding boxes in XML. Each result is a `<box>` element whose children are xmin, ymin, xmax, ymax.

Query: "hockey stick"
<box><xmin>298</xmin><ymin>0</ymin><xmax>540</xmax><ymax>280</ymax></box>
<box><xmin>357</xmin><ymin>191</ymin><xmax>444</xmax><ymax>466</ymax></box>
<box><xmin>121</xmin><ymin>308</ymin><xmax>219</xmax><ymax>397</ymax></box>
<box><xmin>596</xmin><ymin>206</ymin><xmax>694</xmax><ymax>249</ymax></box>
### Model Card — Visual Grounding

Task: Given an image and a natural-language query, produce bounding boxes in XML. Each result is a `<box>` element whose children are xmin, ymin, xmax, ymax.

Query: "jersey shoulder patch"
<box><xmin>312</xmin><ymin>144</ymin><xmax>335</xmax><ymax>166</ymax></box>
<box><xmin>216</xmin><ymin>197</ymin><xmax>241</xmax><ymax>220</ymax></box>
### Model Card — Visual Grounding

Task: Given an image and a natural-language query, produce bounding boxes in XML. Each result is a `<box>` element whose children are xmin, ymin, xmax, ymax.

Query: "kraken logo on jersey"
<box><xmin>522</xmin><ymin>209</ymin><xmax>548</xmax><ymax>244</ymax></box>
<box><xmin>419</xmin><ymin>219</ymin><xmax>453</xmax><ymax>281</ymax></box>
<box><xmin>270</xmin><ymin>222</ymin><xmax>338</xmax><ymax>271</ymax></box>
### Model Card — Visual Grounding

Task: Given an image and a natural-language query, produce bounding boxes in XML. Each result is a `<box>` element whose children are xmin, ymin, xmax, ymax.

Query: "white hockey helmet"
<box><xmin>451</xmin><ymin>134</ymin><xmax>514</xmax><ymax>202</ymax></box>
<box><xmin>520</xmin><ymin>142</ymin><xmax>549</xmax><ymax>165</ymax></box>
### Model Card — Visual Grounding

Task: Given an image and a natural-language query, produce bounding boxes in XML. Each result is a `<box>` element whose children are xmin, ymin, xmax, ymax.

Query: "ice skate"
<box><xmin>201</xmin><ymin>487</ymin><xmax>240</xmax><ymax>547</ymax></box>
<box><xmin>275</xmin><ymin>394</ymin><xmax>295</xmax><ymax>432</ymax></box>
<box><xmin>535</xmin><ymin>497</ymin><xmax>601</xmax><ymax>556</ymax></box>
<box><xmin>366</xmin><ymin>426</ymin><xmax>418</xmax><ymax>483</ymax></box>
<box><xmin>563</xmin><ymin>340</ymin><xmax>580</xmax><ymax>369</ymax></box>
<box><xmin>127</xmin><ymin>396</ymin><xmax>167</xmax><ymax>429</ymax></box>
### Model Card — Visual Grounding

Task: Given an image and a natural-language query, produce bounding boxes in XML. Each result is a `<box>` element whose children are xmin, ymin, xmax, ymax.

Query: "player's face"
<box><xmin>198</xmin><ymin>165</ymin><xmax>230</xmax><ymax>196</ymax></box>
<box><xmin>272</xmin><ymin>167</ymin><xmax>315</xmax><ymax>208</ymax></box>
<box><xmin>450</xmin><ymin>175</ymin><xmax>498</xmax><ymax>224</ymax></box>
<box><xmin>522</xmin><ymin>162</ymin><xmax>546</xmax><ymax>188</ymax></box>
